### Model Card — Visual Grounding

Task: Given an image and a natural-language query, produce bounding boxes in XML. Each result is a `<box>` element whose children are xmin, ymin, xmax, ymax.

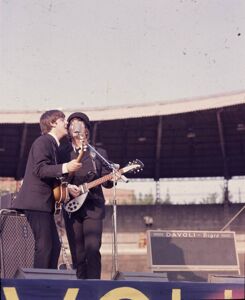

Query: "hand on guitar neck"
<box><xmin>66</xmin><ymin>159</ymin><xmax>82</xmax><ymax>173</ymax></box>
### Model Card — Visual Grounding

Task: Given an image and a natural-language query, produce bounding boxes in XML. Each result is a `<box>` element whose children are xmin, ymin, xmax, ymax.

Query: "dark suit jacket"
<box><xmin>14</xmin><ymin>134</ymin><xmax>64</xmax><ymax>213</ymax></box>
<box><xmin>59</xmin><ymin>141</ymin><xmax>112</xmax><ymax>219</ymax></box>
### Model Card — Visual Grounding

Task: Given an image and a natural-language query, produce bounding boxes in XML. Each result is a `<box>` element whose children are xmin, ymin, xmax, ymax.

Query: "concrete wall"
<box><xmin>103</xmin><ymin>203</ymin><xmax>245</xmax><ymax>233</ymax></box>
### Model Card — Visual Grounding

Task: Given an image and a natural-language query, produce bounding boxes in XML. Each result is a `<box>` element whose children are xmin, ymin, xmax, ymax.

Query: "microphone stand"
<box><xmin>86</xmin><ymin>143</ymin><xmax>129</xmax><ymax>279</ymax></box>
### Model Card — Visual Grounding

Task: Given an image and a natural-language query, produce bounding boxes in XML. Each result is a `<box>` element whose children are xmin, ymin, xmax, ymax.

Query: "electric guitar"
<box><xmin>64</xmin><ymin>159</ymin><xmax>144</xmax><ymax>213</ymax></box>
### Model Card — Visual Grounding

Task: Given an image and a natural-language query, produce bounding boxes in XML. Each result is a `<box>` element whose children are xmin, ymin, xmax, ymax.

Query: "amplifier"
<box><xmin>147</xmin><ymin>230</ymin><xmax>240</xmax><ymax>281</ymax></box>
<box><xmin>0</xmin><ymin>209</ymin><xmax>34</xmax><ymax>278</ymax></box>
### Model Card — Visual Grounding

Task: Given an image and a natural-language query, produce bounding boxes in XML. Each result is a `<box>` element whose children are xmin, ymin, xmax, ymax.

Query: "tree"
<box><xmin>202</xmin><ymin>192</ymin><xmax>219</xmax><ymax>204</ymax></box>
<box><xmin>162</xmin><ymin>188</ymin><xmax>171</xmax><ymax>204</ymax></box>
<box><xmin>138</xmin><ymin>192</ymin><xmax>154</xmax><ymax>205</ymax></box>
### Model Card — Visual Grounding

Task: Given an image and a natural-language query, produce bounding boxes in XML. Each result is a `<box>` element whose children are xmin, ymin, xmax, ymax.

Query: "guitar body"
<box><xmin>64</xmin><ymin>192</ymin><xmax>88</xmax><ymax>213</ymax></box>
<box><xmin>53</xmin><ymin>181</ymin><xmax>69</xmax><ymax>204</ymax></box>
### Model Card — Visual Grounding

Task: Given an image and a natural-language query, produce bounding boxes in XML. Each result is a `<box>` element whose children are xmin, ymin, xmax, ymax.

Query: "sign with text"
<box><xmin>147</xmin><ymin>230</ymin><xmax>240</xmax><ymax>272</ymax></box>
<box><xmin>1</xmin><ymin>279</ymin><xmax>245</xmax><ymax>300</ymax></box>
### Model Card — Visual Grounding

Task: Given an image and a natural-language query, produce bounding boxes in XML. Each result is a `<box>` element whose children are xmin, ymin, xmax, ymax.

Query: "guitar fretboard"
<box><xmin>87</xmin><ymin>170</ymin><xmax>122</xmax><ymax>190</ymax></box>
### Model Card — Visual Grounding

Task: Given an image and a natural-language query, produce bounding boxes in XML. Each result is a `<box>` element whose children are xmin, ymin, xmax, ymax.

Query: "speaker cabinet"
<box><xmin>147</xmin><ymin>230</ymin><xmax>240</xmax><ymax>272</ymax></box>
<box><xmin>0</xmin><ymin>209</ymin><xmax>34</xmax><ymax>278</ymax></box>
<box><xmin>0</xmin><ymin>193</ymin><xmax>17</xmax><ymax>209</ymax></box>
<box><xmin>15</xmin><ymin>267</ymin><xmax>77</xmax><ymax>280</ymax></box>
<box><xmin>113</xmin><ymin>271</ymin><xmax>168</xmax><ymax>282</ymax></box>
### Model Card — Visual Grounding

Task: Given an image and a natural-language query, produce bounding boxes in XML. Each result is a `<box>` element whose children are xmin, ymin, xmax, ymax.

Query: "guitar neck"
<box><xmin>76</xmin><ymin>150</ymin><xmax>84</xmax><ymax>163</ymax></box>
<box><xmin>87</xmin><ymin>170</ymin><xmax>122</xmax><ymax>190</ymax></box>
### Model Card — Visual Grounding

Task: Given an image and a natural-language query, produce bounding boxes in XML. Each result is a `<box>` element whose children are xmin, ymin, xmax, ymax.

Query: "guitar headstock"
<box><xmin>126</xmin><ymin>159</ymin><xmax>144</xmax><ymax>174</ymax></box>
<box><xmin>75</xmin><ymin>135</ymin><xmax>88</xmax><ymax>162</ymax></box>
<box><xmin>77</xmin><ymin>134</ymin><xmax>88</xmax><ymax>152</ymax></box>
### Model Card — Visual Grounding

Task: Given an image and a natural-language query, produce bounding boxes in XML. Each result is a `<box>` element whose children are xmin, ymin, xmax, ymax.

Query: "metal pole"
<box><xmin>111</xmin><ymin>170</ymin><xmax>118</xmax><ymax>277</ymax></box>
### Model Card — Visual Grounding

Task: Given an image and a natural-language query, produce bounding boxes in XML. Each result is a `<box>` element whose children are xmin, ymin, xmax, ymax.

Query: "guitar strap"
<box><xmin>55</xmin><ymin>214</ymin><xmax>72</xmax><ymax>270</ymax></box>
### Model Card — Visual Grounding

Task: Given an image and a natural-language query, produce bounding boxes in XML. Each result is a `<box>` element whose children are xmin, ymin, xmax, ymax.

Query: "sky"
<box><xmin>0</xmin><ymin>0</ymin><xmax>245</xmax><ymax>111</ymax></box>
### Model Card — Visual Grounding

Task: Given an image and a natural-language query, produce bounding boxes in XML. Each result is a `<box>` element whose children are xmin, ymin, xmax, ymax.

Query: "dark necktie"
<box><xmin>75</xmin><ymin>147</ymin><xmax>80</xmax><ymax>155</ymax></box>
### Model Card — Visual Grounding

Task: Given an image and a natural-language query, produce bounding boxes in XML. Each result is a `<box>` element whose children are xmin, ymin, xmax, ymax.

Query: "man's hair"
<box><xmin>40</xmin><ymin>110</ymin><xmax>65</xmax><ymax>134</ymax></box>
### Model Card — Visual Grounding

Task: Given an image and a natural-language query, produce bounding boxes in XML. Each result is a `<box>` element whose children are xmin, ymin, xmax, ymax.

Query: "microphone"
<box><xmin>73</xmin><ymin>123</ymin><xmax>82</xmax><ymax>135</ymax></box>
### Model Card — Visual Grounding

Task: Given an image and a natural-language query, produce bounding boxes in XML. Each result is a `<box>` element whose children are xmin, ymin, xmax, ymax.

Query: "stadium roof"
<box><xmin>1</xmin><ymin>90</ymin><xmax>245</xmax><ymax>123</ymax></box>
<box><xmin>1</xmin><ymin>91</ymin><xmax>245</xmax><ymax>180</ymax></box>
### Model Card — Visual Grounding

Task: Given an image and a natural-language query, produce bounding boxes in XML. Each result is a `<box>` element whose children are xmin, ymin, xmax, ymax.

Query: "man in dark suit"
<box><xmin>60</xmin><ymin>112</ymin><xmax>115</xmax><ymax>279</ymax></box>
<box><xmin>14</xmin><ymin>110</ymin><xmax>82</xmax><ymax>269</ymax></box>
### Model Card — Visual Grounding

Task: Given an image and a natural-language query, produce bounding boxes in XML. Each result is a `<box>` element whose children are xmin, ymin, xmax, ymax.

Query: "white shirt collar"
<box><xmin>72</xmin><ymin>143</ymin><xmax>81</xmax><ymax>152</ymax></box>
<box><xmin>48</xmin><ymin>132</ymin><xmax>60</xmax><ymax>146</ymax></box>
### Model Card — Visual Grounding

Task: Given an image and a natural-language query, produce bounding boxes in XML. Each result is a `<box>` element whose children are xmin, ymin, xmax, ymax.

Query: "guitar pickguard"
<box><xmin>64</xmin><ymin>192</ymin><xmax>88</xmax><ymax>213</ymax></box>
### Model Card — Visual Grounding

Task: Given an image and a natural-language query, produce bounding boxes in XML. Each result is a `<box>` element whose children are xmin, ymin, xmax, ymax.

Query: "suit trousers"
<box><xmin>64</xmin><ymin>214</ymin><xmax>103</xmax><ymax>279</ymax></box>
<box><xmin>25</xmin><ymin>210</ymin><xmax>61</xmax><ymax>269</ymax></box>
